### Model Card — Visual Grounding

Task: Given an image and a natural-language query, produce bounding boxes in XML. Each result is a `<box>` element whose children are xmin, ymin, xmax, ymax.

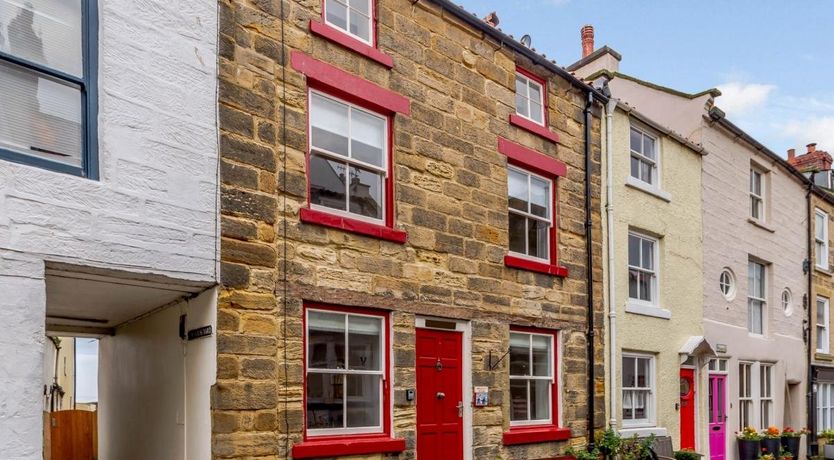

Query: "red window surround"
<box><xmin>510</xmin><ymin>67</ymin><xmax>560</xmax><ymax>143</ymax></box>
<box><xmin>308</xmin><ymin>19</ymin><xmax>394</xmax><ymax>68</ymax></box>
<box><xmin>503</xmin><ymin>326</ymin><xmax>571</xmax><ymax>446</ymax></box>
<box><xmin>498</xmin><ymin>137</ymin><xmax>568</xmax><ymax>277</ymax></box>
<box><xmin>293</xmin><ymin>302</ymin><xmax>406</xmax><ymax>459</ymax></box>
<box><xmin>291</xmin><ymin>51</ymin><xmax>409</xmax><ymax>244</ymax></box>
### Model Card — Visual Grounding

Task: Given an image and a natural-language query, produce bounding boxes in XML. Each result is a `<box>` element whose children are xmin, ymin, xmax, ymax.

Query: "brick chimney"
<box><xmin>483</xmin><ymin>11</ymin><xmax>499</xmax><ymax>27</ymax></box>
<box><xmin>787</xmin><ymin>142</ymin><xmax>832</xmax><ymax>172</ymax></box>
<box><xmin>581</xmin><ymin>25</ymin><xmax>594</xmax><ymax>58</ymax></box>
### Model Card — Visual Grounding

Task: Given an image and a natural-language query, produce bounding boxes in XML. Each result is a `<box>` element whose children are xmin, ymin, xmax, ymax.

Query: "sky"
<box><xmin>75</xmin><ymin>338</ymin><xmax>98</xmax><ymax>403</ymax></box>
<box><xmin>458</xmin><ymin>0</ymin><xmax>834</xmax><ymax>157</ymax></box>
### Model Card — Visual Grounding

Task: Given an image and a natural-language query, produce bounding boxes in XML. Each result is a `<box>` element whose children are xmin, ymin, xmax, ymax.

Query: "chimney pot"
<box><xmin>808</xmin><ymin>143</ymin><xmax>817</xmax><ymax>153</ymax></box>
<box><xmin>581</xmin><ymin>25</ymin><xmax>594</xmax><ymax>59</ymax></box>
<box><xmin>788</xmin><ymin>148</ymin><xmax>796</xmax><ymax>162</ymax></box>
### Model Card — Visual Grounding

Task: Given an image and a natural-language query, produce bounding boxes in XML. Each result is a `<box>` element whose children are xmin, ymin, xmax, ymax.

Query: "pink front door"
<box><xmin>416</xmin><ymin>328</ymin><xmax>464</xmax><ymax>460</ymax></box>
<box><xmin>709</xmin><ymin>374</ymin><xmax>727</xmax><ymax>460</ymax></box>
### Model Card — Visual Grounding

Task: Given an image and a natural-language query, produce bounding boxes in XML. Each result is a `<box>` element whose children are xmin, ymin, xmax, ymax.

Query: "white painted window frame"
<box><xmin>323</xmin><ymin>0</ymin><xmax>374</xmax><ymax>45</ymax></box>
<box><xmin>621</xmin><ymin>353</ymin><xmax>656</xmax><ymax>428</ymax></box>
<box><xmin>818</xmin><ymin>382</ymin><xmax>834</xmax><ymax>431</ymax></box>
<box><xmin>627</xmin><ymin>232</ymin><xmax>659</xmax><ymax>308</ymax></box>
<box><xmin>818</xmin><ymin>296</ymin><xmax>830</xmax><ymax>354</ymax></box>
<box><xmin>738</xmin><ymin>361</ymin><xmax>754</xmax><ymax>430</ymax></box>
<box><xmin>719</xmin><ymin>268</ymin><xmax>736</xmax><ymax>301</ymax></box>
<box><xmin>507</xmin><ymin>165</ymin><xmax>553</xmax><ymax>264</ymax></box>
<box><xmin>817</xmin><ymin>208</ymin><xmax>830</xmax><ymax>270</ymax></box>
<box><xmin>308</xmin><ymin>89</ymin><xmax>389</xmax><ymax>225</ymax></box>
<box><xmin>629</xmin><ymin>125</ymin><xmax>660</xmax><ymax>188</ymax></box>
<box><xmin>747</xmin><ymin>260</ymin><xmax>766</xmax><ymax>336</ymax></box>
<box><xmin>514</xmin><ymin>72</ymin><xmax>545</xmax><ymax>126</ymax></box>
<box><xmin>750</xmin><ymin>168</ymin><xmax>765</xmax><ymax>222</ymax></box>
<box><xmin>305</xmin><ymin>308</ymin><xmax>386</xmax><ymax>437</ymax></box>
<box><xmin>759</xmin><ymin>363</ymin><xmax>773</xmax><ymax>429</ymax></box>
<box><xmin>509</xmin><ymin>331</ymin><xmax>555</xmax><ymax>427</ymax></box>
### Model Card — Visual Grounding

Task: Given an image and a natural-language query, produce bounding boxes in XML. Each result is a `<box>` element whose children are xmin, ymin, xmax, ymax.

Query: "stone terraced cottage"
<box><xmin>214</xmin><ymin>0</ymin><xmax>608</xmax><ymax>458</ymax></box>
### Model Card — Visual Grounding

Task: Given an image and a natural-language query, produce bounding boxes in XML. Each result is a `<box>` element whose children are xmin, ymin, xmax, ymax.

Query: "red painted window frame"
<box><xmin>291</xmin><ymin>51</ymin><xmax>409</xmax><ymax>244</ymax></box>
<box><xmin>309</xmin><ymin>0</ymin><xmax>394</xmax><ymax>69</ymax></box>
<box><xmin>510</xmin><ymin>67</ymin><xmax>560</xmax><ymax>143</ymax></box>
<box><xmin>293</xmin><ymin>302</ymin><xmax>406</xmax><ymax>459</ymax></box>
<box><xmin>498</xmin><ymin>137</ymin><xmax>568</xmax><ymax>277</ymax></box>
<box><xmin>503</xmin><ymin>326</ymin><xmax>571</xmax><ymax>446</ymax></box>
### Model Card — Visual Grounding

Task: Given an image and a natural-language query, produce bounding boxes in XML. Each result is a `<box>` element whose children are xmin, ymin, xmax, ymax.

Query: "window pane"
<box><xmin>1</xmin><ymin>0</ymin><xmax>83</xmax><ymax>77</ymax></box>
<box><xmin>528</xmin><ymin>81</ymin><xmax>542</xmax><ymax>105</ymax></box>
<box><xmin>508</xmin><ymin>168</ymin><xmax>528</xmax><ymax>212</ymax></box>
<box><xmin>643</xmin><ymin>136</ymin><xmax>656</xmax><ymax>160</ymax></box>
<box><xmin>508</xmin><ymin>212</ymin><xmax>526</xmax><ymax>255</ymax></box>
<box><xmin>630</xmin><ymin>129</ymin><xmax>642</xmax><ymax>153</ymax></box>
<box><xmin>350</xmin><ymin>109</ymin><xmax>384</xmax><ymax>167</ymax></box>
<box><xmin>628</xmin><ymin>235</ymin><xmax>640</xmax><ymax>267</ymax></box>
<box><xmin>640</xmin><ymin>160</ymin><xmax>653</xmax><ymax>184</ymax></box>
<box><xmin>638</xmin><ymin>272</ymin><xmax>652</xmax><ymax>302</ymax></box>
<box><xmin>630</xmin><ymin>156</ymin><xmax>640</xmax><ymax>179</ymax></box>
<box><xmin>308</xmin><ymin>311</ymin><xmax>346</xmax><ymax>369</ymax></box>
<box><xmin>348</xmin><ymin>315</ymin><xmax>381</xmax><ymax>371</ymax></box>
<box><xmin>628</xmin><ymin>269</ymin><xmax>639</xmax><ymax>299</ymax></box>
<box><xmin>637</xmin><ymin>358</ymin><xmax>650</xmax><ymax>387</ymax></box>
<box><xmin>531</xmin><ymin>335</ymin><xmax>550</xmax><ymax>377</ymax></box>
<box><xmin>310</xmin><ymin>154</ymin><xmax>347</xmax><ymax>212</ymax></box>
<box><xmin>529</xmin><ymin>101</ymin><xmax>543</xmax><ymax>124</ymax></box>
<box><xmin>749</xmin><ymin>300</ymin><xmax>762</xmax><ymax>334</ymax></box>
<box><xmin>346</xmin><ymin>374</ymin><xmax>380</xmax><ymax>428</ymax></box>
<box><xmin>817</xmin><ymin>213</ymin><xmax>826</xmax><ymax>239</ymax></box>
<box><xmin>622</xmin><ymin>357</ymin><xmax>635</xmax><ymax>387</ymax></box>
<box><xmin>0</xmin><ymin>60</ymin><xmax>82</xmax><ymax>166</ymax></box>
<box><xmin>531</xmin><ymin>379</ymin><xmax>550</xmax><ymax>421</ymax></box>
<box><xmin>528</xmin><ymin>218</ymin><xmax>549</xmax><ymax>260</ymax></box>
<box><xmin>509</xmin><ymin>333</ymin><xmax>530</xmax><ymax>376</ymax></box>
<box><xmin>819</xmin><ymin>299</ymin><xmax>827</xmax><ymax>324</ymax></box>
<box><xmin>530</xmin><ymin>177</ymin><xmax>550</xmax><ymax>218</ymax></box>
<box><xmin>633</xmin><ymin>391</ymin><xmax>647</xmax><ymax>419</ymax></box>
<box><xmin>349</xmin><ymin>0</ymin><xmax>370</xmax><ymax>15</ymax></box>
<box><xmin>347</xmin><ymin>165</ymin><xmax>383</xmax><ymax>220</ymax></box>
<box><xmin>311</xmin><ymin>93</ymin><xmax>350</xmax><ymax>156</ymax></box>
<box><xmin>641</xmin><ymin>238</ymin><xmax>654</xmax><ymax>270</ymax></box>
<box><xmin>510</xmin><ymin>379</ymin><xmax>528</xmax><ymax>421</ymax></box>
<box><xmin>348</xmin><ymin>8</ymin><xmax>370</xmax><ymax>41</ymax></box>
<box><xmin>325</xmin><ymin>0</ymin><xmax>348</xmax><ymax>30</ymax></box>
<box><xmin>306</xmin><ymin>373</ymin><xmax>344</xmax><ymax>429</ymax></box>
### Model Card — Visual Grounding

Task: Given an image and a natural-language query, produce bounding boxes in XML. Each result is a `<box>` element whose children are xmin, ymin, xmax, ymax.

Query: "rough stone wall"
<box><xmin>812</xmin><ymin>193</ymin><xmax>834</xmax><ymax>367</ymax></box>
<box><xmin>215</xmin><ymin>0</ymin><xmax>604</xmax><ymax>458</ymax></box>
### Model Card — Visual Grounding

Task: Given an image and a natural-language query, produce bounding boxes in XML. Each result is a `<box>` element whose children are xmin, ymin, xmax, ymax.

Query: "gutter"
<box><xmin>584</xmin><ymin>90</ymin><xmax>597</xmax><ymax>449</ymax></box>
<box><xmin>604</xmin><ymin>96</ymin><xmax>617</xmax><ymax>430</ymax></box>
<box><xmin>807</xmin><ymin>176</ymin><xmax>816</xmax><ymax>453</ymax></box>
<box><xmin>424</xmin><ymin>0</ymin><xmax>609</xmax><ymax>103</ymax></box>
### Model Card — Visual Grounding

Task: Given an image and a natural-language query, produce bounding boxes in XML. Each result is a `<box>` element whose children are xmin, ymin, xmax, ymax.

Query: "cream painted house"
<box><xmin>571</xmin><ymin>27</ymin><xmax>808</xmax><ymax>460</ymax></box>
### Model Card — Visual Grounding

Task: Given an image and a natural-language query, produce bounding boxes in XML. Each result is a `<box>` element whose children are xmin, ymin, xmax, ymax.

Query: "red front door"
<box><xmin>416</xmin><ymin>328</ymin><xmax>464</xmax><ymax>460</ymax></box>
<box><xmin>680</xmin><ymin>368</ymin><xmax>696</xmax><ymax>450</ymax></box>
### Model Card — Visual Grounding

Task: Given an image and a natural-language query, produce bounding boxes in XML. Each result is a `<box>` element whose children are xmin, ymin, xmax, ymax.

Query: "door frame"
<box><xmin>415</xmin><ymin>316</ymin><xmax>472</xmax><ymax>460</ymax></box>
<box><xmin>679</xmin><ymin>365</ymin><xmax>697</xmax><ymax>451</ymax></box>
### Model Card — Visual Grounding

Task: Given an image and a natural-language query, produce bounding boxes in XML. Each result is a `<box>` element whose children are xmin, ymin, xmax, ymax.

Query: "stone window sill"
<box><xmin>509</xmin><ymin>114</ymin><xmax>560</xmax><ymax>143</ymax></box>
<box><xmin>300</xmin><ymin>208</ymin><xmax>407</xmax><ymax>244</ymax></box>
<box><xmin>505</xmin><ymin>255</ymin><xmax>569</xmax><ymax>277</ymax></box>
<box><xmin>625</xmin><ymin>301</ymin><xmax>672</xmax><ymax>319</ymax></box>
<box><xmin>308</xmin><ymin>20</ymin><xmax>393</xmax><ymax>68</ymax></box>
<box><xmin>292</xmin><ymin>436</ymin><xmax>406</xmax><ymax>458</ymax></box>
<box><xmin>815</xmin><ymin>265</ymin><xmax>832</xmax><ymax>276</ymax></box>
<box><xmin>816</xmin><ymin>352</ymin><xmax>834</xmax><ymax>362</ymax></box>
<box><xmin>502</xmin><ymin>426</ymin><xmax>571</xmax><ymax>445</ymax></box>
<box><xmin>748</xmin><ymin>217</ymin><xmax>775</xmax><ymax>233</ymax></box>
<box><xmin>619</xmin><ymin>426</ymin><xmax>668</xmax><ymax>438</ymax></box>
<box><xmin>625</xmin><ymin>176</ymin><xmax>671</xmax><ymax>202</ymax></box>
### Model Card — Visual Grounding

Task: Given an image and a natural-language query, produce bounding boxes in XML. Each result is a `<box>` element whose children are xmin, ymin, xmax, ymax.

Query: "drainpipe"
<box><xmin>604</xmin><ymin>96</ymin><xmax>617</xmax><ymax>431</ymax></box>
<box><xmin>584</xmin><ymin>90</ymin><xmax>596</xmax><ymax>450</ymax></box>
<box><xmin>807</xmin><ymin>176</ymin><xmax>816</xmax><ymax>454</ymax></box>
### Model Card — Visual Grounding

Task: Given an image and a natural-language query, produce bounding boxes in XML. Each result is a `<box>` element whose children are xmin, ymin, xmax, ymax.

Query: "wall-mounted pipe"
<box><xmin>604</xmin><ymin>96</ymin><xmax>617</xmax><ymax>431</ymax></box>
<box><xmin>584</xmin><ymin>90</ymin><xmax>596</xmax><ymax>449</ymax></box>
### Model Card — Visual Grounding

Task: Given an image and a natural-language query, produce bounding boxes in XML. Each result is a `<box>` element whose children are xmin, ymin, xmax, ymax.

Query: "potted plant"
<box><xmin>780</xmin><ymin>427</ymin><xmax>806</xmax><ymax>459</ymax></box>
<box><xmin>674</xmin><ymin>448</ymin><xmax>704</xmax><ymax>460</ymax></box>
<box><xmin>761</xmin><ymin>426</ymin><xmax>782</xmax><ymax>457</ymax></box>
<box><xmin>779</xmin><ymin>446</ymin><xmax>794</xmax><ymax>460</ymax></box>
<box><xmin>738</xmin><ymin>426</ymin><xmax>763</xmax><ymax>460</ymax></box>
<box><xmin>819</xmin><ymin>429</ymin><xmax>834</xmax><ymax>459</ymax></box>
<box><xmin>597</xmin><ymin>428</ymin><xmax>622</xmax><ymax>460</ymax></box>
<box><xmin>566</xmin><ymin>445</ymin><xmax>602</xmax><ymax>460</ymax></box>
<box><xmin>760</xmin><ymin>454</ymin><xmax>776</xmax><ymax>460</ymax></box>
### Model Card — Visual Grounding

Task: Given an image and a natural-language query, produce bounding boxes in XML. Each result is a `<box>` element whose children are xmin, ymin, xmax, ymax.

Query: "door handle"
<box><xmin>436</xmin><ymin>392</ymin><xmax>445</xmax><ymax>400</ymax></box>
<box><xmin>457</xmin><ymin>401</ymin><xmax>464</xmax><ymax>417</ymax></box>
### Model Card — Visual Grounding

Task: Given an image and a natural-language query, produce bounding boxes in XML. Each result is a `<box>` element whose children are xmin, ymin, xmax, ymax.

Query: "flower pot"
<box><xmin>762</xmin><ymin>438</ymin><xmax>782</xmax><ymax>457</ymax></box>
<box><xmin>780</xmin><ymin>436</ymin><xmax>800</xmax><ymax>459</ymax></box>
<box><xmin>824</xmin><ymin>443</ymin><xmax>834</xmax><ymax>459</ymax></box>
<box><xmin>738</xmin><ymin>439</ymin><xmax>762</xmax><ymax>460</ymax></box>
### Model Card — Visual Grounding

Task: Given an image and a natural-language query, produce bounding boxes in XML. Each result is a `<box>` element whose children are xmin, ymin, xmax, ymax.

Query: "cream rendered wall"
<box><xmin>98</xmin><ymin>288</ymin><xmax>217</xmax><ymax>460</ymax></box>
<box><xmin>700</xmin><ymin>125</ymin><xmax>808</xmax><ymax>450</ymax></box>
<box><xmin>607</xmin><ymin>109</ymin><xmax>705</xmax><ymax>448</ymax></box>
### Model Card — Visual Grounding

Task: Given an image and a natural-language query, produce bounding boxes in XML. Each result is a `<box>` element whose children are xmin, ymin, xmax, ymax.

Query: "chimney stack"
<box><xmin>581</xmin><ymin>25</ymin><xmax>594</xmax><ymax>58</ymax></box>
<box><xmin>483</xmin><ymin>11</ymin><xmax>499</xmax><ymax>27</ymax></box>
<box><xmin>788</xmin><ymin>148</ymin><xmax>796</xmax><ymax>162</ymax></box>
<box><xmin>808</xmin><ymin>143</ymin><xmax>817</xmax><ymax>154</ymax></box>
<box><xmin>788</xmin><ymin>142</ymin><xmax>832</xmax><ymax>172</ymax></box>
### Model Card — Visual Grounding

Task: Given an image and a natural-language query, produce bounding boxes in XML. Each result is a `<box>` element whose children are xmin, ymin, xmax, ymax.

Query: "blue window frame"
<box><xmin>0</xmin><ymin>0</ymin><xmax>98</xmax><ymax>179</ymax></box>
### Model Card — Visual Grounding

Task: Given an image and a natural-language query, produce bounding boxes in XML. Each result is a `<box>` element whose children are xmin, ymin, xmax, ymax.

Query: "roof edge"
<box><xmin>566</xmin><ymin>45</ymin><xmax>622</xmax><ymax>71</ymax></box>
<box><xmin>425</xmin><ymin>0</ymin><xmax>608</xmax><ymax>103</ymax></box>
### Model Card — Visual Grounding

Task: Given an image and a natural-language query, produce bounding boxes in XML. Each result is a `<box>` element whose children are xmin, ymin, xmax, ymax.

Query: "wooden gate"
<box><xmin>49</xmin><ymin>410</ymin><xmax>97</xmax><ymax>460</ymax></box>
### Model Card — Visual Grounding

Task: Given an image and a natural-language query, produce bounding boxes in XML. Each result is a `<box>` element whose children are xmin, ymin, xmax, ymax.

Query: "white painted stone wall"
<box><xmin>0</xmin><ymin>0</ymin><xmax>218</xmax><ymax>457</ymax></box>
